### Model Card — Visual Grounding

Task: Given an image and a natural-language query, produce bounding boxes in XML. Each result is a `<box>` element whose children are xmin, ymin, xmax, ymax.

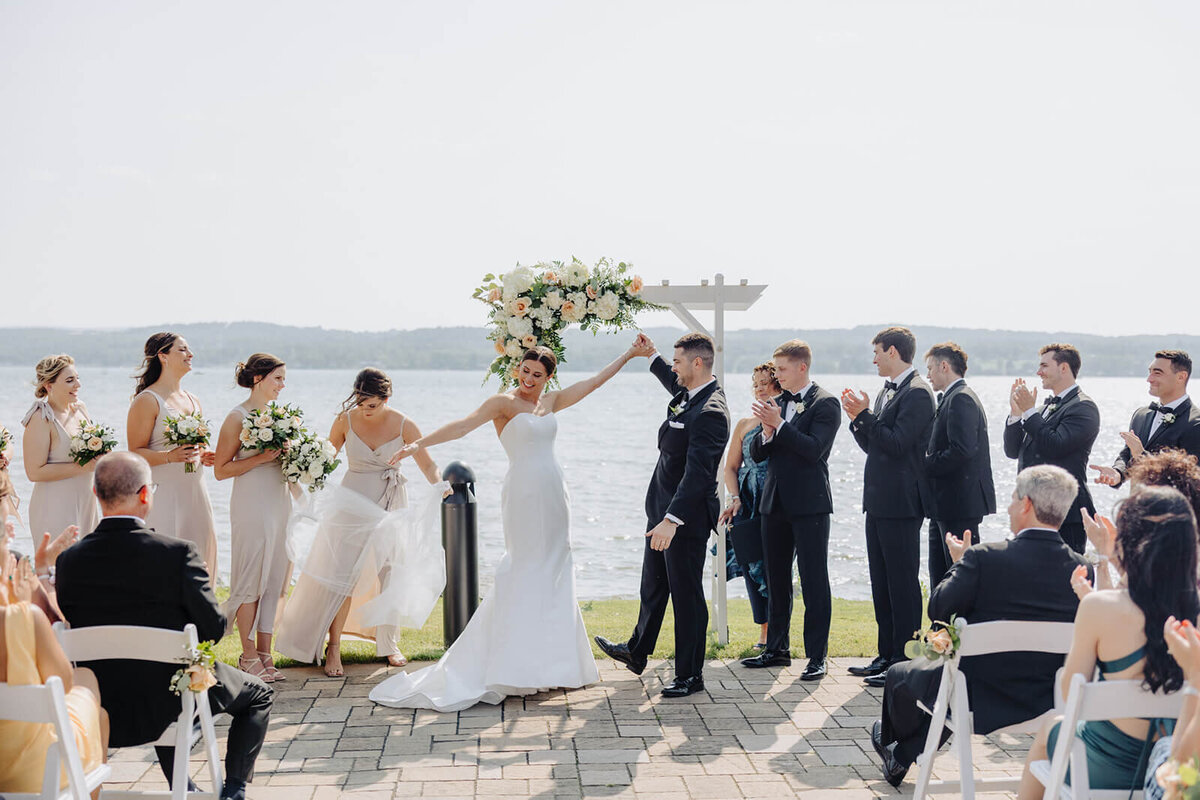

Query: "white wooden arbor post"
<box><xmin>639</xmin><ymin>274</ymin><xmax>767</xmax><ymax>645</ymax></box>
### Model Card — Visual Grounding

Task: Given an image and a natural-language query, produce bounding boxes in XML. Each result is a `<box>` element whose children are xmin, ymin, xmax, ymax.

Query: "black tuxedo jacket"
<box><xmin>850</xmin><ymin>370</ymin><xmax>936</xmax><ymax>519</ymax></box>
<box><xmin>925</xmin><ymin>380</ymin><xmax>997</xmax><ymax>520</ymax></box>
<box><xmin>56</xmin><ymin>516</ymin><xmax>230</xmax><ymax>747</ymax></box>
<box><xmin>644</xmin><ymin>356</ymin><xmax>729</xmax><ymax>534</ymax></box>
<box><xmin>926</xmin><ymin>528</ymin><xmax>1089</xmax><ymax>733</ymax></box>
<box><xmin>749</xmin><ymin>383</ymin><xmax>840</xmax><ymax>517</ymax></box>
<box><xmin>1113</xmin><ymin>398</ymin><xmax>1200</xmax><ymax>484</ymax></box>
<box><xmin>1002</xmin><ymin>386</ymin><xmax>1100</xmax><ymax>521</ymax></box>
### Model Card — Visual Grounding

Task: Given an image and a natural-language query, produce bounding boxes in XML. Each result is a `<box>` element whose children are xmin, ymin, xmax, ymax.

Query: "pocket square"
<box><xmin>667</xmin><ymin>420</ymin><xmax>685</xmax><ymax>429</ymax></box>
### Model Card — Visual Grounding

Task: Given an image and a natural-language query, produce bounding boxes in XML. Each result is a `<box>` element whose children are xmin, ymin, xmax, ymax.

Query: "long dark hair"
<box><xmin>340</xmin><ymin>368</ymin><xmax>392</xmax><ymax>413</ymax></box>
<box><xmin>1115</xmin><ymin>485</ymin><xmax>1200</xmax><ymax>693</ymax></box>
<box><xmin>134</xmin><ymin>332</ymin><xmax>180</xmax><ymax>395</ymax></box>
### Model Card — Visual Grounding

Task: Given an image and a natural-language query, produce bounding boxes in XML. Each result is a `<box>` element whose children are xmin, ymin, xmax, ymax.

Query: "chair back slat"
<box><xmin>1076</xmin><ymin>679</ymin><xmax>1185</xmax><ymax>721</ymax></box>
<box><xmin>53</xmin><ymin>622</ymin><xmax>197</xmax><ymax>664</ymax></box>
<box><xmin>0</xmin><ymin>678</ymin><xmax>58</xmax><ymax>723</ymax></box>
<box><xmin>957</xmin><ymin>620</ymin><xmax>1074</xmax><ymax>658</ymax></box>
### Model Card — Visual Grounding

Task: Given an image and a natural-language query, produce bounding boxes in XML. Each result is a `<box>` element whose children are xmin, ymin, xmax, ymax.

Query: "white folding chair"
<box><xmin>912</xmin><ymin>618</ymin><xmax>1075</xmax><ymax>798</ymax></box>
<box><xmin>0</xmin><ymin>675</ymin><xmax>112</xmax><ymax>800</ymax></box>
<box><xmin>52</xmin><ymin>622</ymin><xmax>223</xmax><ymax>800</ymax></box>
<box><xmin>1031</xmin><ymin>672</ymin><xmax>1185</xmax><ymax>800</ymax></box>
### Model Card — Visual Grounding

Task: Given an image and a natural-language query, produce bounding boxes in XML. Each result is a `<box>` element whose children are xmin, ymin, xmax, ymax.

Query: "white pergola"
<box><xmin>640</xmin><ymin>274</ymin><xmax>767</xmax><ymax>645</ymax></box>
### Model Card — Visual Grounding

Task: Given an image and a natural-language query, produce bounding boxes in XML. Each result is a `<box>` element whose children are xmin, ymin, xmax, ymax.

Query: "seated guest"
<box><xmin>1126</xmin><ymin>448</ymin><xmax>1200</xmax><ymax>523</ymax></box>
<box><xmin>1017</xmin><ymin>485</ymin><xmax>1199</xmax><ymax>798</ymax></box>
<box><xmin>871</xmin><ymin>464</ymin><xmax>1089</xmax><ymax>787</ymax></box>
<box><xmin>1145</xmin><ymin>616</ymin><xmax>1200</xmax><ymax>800</ymax></box>
<box><xmin>0</xmin><ymin>525</ymin><xmax>108</xmax><ymax>797</ymax></box>
<box><xmin>56</xmin><ymin>452</ymin><xmax>273</xmax><ymax>800</ymax></box>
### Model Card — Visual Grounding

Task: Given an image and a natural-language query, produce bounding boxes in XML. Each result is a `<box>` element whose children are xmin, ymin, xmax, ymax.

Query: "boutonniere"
<box><xmin>793</xmin><ymin>400</ymin><xmax>806</xmax><ymax>415</ymax></box>
<box><xmin>1045</xmin><ymin>402</ymin><xmax>1061</xmax><ymax>415</ymax></box>
<box><xmin>670</xmin><ymin>402</ymin><xmax>686</xmax><ymax>417</ymax></box>
<box><xmin>885</xmin><ymin>389</ymin><xmax>896</xmax><ymax>403</ymax></box>
<box><xmin>1163</xmin><ymin>412</ymin><xmax>1177</xmax><ymax>425</ymax></box>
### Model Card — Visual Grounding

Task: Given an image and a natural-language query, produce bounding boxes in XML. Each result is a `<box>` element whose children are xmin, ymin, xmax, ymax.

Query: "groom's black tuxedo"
<box><xmin>749</xmin><ymin>383</ymin><xmax>840</xmax><ymax>659</ymax></box>
<box><xmin>1112</xmin><ymin>397</ymin><xmax>1200</xmax><ymax>484</ymax></box>
<box><xmin>924</xmin><ymin>380</ymin><xmax>996</xmax><ymax>587</ymax></box>
<box><xmin>57</xmin><ymin>516</ymin><xmax>273</xmax><ymax>786</ymax></box>
<box><xmin>850</xmin><ymin>369</ymin><xmax>936</xmax><ymax>663</ymax></box>
<box><xmin>1002</xmin><ymin>385</ymin><xmax>1100</xmax><ymax>553</ymax></box>
<box><xmin>629</xmin><ymin>355</ymin><xmax>729</xmax><ymax>680</ymax></box>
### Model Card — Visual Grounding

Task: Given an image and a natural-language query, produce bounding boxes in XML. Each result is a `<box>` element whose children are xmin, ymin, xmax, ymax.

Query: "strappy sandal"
<box><xmin>257</xmin><ymin>650</ymin><xmax>286</xmax><ymax>681</ymax></box>
<box><xmin>386</xmin><ymin>652</ymin><xmax>408</xmax><ymax>667</ymax></box>
<box><xmin>323</xmin><ymin>647</ymin><xmax>344</xmax><ymax>678</ymax></box>
<box><xmin>238</xmin><ymin>655</ymin><xmax>274</xmax><ymax>683</ymax></box>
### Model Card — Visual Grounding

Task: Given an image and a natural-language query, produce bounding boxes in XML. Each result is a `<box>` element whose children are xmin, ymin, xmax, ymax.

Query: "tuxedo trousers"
<box><xmin>156</xmin><ymin>662</ymin><xmax>273</xmax><ymax>786</ymax></box>
<box><xmin>928</xmin><ymin>517</ymin><xmax>981</xmax><ymax>589</ymax></box>
<box><xmin>762</xmin><ymin>512</ymin><xmax>831</xmax><ymax>660</ymax></box>
<box><xmin>880</xmin><ymin>658</ymin><xmax>949</xmax><ymax>766</ymax></box>
<box><xmin>628</xmin><ymin>525</ymin><xmax>708</xmax><ymax>679</ymax></box>
<box><xmin>865</xmin><ymin>514</ymin><xmax>923</xmax><ymax>662</ymax></box>
<box><xmin>1059</xmin><ymin>520</ymin><xmax>1086</xmax><ymax>555</ymax></box>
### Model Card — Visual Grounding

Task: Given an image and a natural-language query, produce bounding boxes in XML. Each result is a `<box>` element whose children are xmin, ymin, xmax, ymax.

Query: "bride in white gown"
<box><xmin>369</xmin><ymin>342</ymin><xmax>644</xmax><ymax>712</ymax></box>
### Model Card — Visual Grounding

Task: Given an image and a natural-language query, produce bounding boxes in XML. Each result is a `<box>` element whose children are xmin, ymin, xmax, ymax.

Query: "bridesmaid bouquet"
<box><xmin>0</xmin><ymin>425</ymin><xmax>11</xmax><ymax>459</ymax></box>
<box><xmin>1157</xmin><ymin>756</ymin><xmax>1200</xmax><ymax>799</ymax></box>
<box><xmin>68</xmin><ymin>421</ymin><xmax>118</xmax><ymax>466</ymax></box>
<box><xmin>472</xmin><ymin>257</ymin><xmax>660</xmax><ymax>388</ymax></box>
<box><xmin>281</xmin><ymin>430</ymin><xmax>340</xmax><ymax>492</ymax></box>
<box><xmin>162</xmin><ymin>412</ymin><xmax>212</xmax><ymax>473</ymax></box>
<box><xmin>239</xmin><ymin>403</ymin><xmax>304</xmax><ymax>453</ymax></box>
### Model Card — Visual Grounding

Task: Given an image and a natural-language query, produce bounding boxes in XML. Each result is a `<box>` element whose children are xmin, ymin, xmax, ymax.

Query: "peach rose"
<box><xmin>494</xmin><ymin>339</ymin><xmax>506</xmax><ymax>355</ymax></box>
<box><xmin>586</xmin><ymin>284</ymin><xmax>599</xmax><ymax>300</ymax></box>
<box><xmin>187</xmin><ymin>664</ymin><xmax>217</xmax><ymax>693</ymax></box>
<box><xmin>630</xmin><ymin>275</ymin><xmax>644</xmax><ymax>294</ymax></box>
<box><xmin>486</xmin><ymin>287</ymin><xmax>502</xmax><ymax>303</ymax></box>
<box><xmin>927</xmin><ymin>628</ymin><xmax>954</xmax><ymax>655</ymax></box>
<box><xmin>560</xmin><ymin>300</ymin><xmax>576</xmax><ymax>316</ymax></box>
<box><xmin>521</xmin><ymin>334</ymin><xmax>538</xmax><ymax>348</ymax></box>
<box><xmin>544</xmin><ymin>271</ymin><xmax>559</xmax><ymax>284</ymax></box>
<box><xmin>510</xmin><ymin>297</ymin><xmax>531</xmax><ymax>317</ymax></box>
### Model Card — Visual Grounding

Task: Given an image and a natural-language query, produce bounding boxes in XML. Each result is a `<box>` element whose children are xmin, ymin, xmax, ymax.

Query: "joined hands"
<box><xmin>389</xmin><ymin>442</ymin><xmax>420</xmax><ymax>466</ymax></box>
<box><xmin>1010</xmin><ymin>378</ymin><xmax>1037</xmax><ymax>417</ymax></box>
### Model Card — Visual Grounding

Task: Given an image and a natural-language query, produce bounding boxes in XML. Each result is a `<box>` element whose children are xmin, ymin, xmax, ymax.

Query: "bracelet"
<box><xmin>1184</xmin><ymin>686</ymin><xmax>1199</xmax><ymax>697</ymax></box>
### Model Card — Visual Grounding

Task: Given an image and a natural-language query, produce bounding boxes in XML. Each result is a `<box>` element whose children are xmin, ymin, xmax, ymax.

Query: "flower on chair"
<box><xmin>904</xmin><ymin>616</ymin><xmax>962</xmax><ymax>662</ymax></box>
<box><xmin>169</xmin><ymin>640</ymin><xmax>217</xmax><ymax>695</ymax></box>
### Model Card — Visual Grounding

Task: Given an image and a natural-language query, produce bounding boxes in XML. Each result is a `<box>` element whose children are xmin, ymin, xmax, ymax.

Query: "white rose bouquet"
<box><xmin>282</xmin><ymin>429</ymin><xmax>340</xmax><ymax>493</ymax></box>
<box><xmin>68</xmin><ymin>420</ymin><xmax>118</xmax><ymax>467</ymax></box>
<box><xmin>0</xmin><ymin>425</ymin><xmax>12</xmax><ymax>460</ymax></box>
<box><xmin>239</xmin><ymin>402</ymin><xmax>304</xmax><ymax>453</ymax></box>
<box><xmin>472</xmin><ymin>257</ymin><xmax>659</xmax><ymax>388</ymax></box>
<box><xmin>162</xmin><ymin>412</ymin><xmax>212</xmax><ymax>473</ymax></box>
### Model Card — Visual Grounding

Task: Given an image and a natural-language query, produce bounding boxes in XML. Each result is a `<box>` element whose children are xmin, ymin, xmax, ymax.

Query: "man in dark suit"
<box><xmin>596</xmin><ymin>332</ymin><xmax>729</xmax><ymax>698</ymax></box>
<box><xmin>56</xmin><ymin>451</ymin><xmax>272</xmax><ymax>800</ymax></box>
<box><xmin>870</xmin><ymin>464</ymin><xmax>1090</xmax><ymax>787</ymax></box>
<box><xmin>1003</xmin><ymin>343</ymin><xmax>1100</xmax><ymax>553</ymax></box>
<box><xmin>1093</xmin><ymin>349</ymin><xmax>1200</xmax><ymax>489</ymax></box>
<box><xmin>923</xmin><ymin>342</ymin><xmax>996</xmax><ymax>588</ymax></box>
<box><xmin>841</xmin><ymin>326</ymin><xmax>936</xmax><ymax>685</ymax></box>
<box><xmin>739</xmin><ymin>339</ymin><xmax>840</xmax><ymax>678</ymax></box>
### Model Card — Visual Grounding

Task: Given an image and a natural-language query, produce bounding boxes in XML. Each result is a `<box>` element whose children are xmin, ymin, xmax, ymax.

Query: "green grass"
<box><xmin>213</xmin><ymin>587</ymin><xmax>881</xmax><ymax>669</ymax></box>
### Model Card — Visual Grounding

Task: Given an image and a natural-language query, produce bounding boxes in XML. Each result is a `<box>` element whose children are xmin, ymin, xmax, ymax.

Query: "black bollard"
<box><xmin>440</xmin><ymin>461</ymin><xmax>479</xmax><ymax>648</ymax></box>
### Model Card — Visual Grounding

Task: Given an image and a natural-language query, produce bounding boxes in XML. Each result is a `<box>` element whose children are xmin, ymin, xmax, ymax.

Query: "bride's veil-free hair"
<box><xmin>340</xmin><ymin>368</ymin><xmax>393</xmax><ymax>413</ymax></box>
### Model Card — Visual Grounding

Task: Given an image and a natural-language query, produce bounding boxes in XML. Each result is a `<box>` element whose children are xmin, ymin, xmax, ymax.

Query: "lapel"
<box><xmin>1147</xmin><ymin>398</ymin><xmax>1191</xmax><ymax>447</ymax></box>
<box><xmin>787</xmin><ymin>384</ymin><xmax>820</xmax><ymax>426</ymax></box>
<box><xmin>668</xmin><ymin>380</ymin><xmax>718</xmax><ymax>422</ymax></box>
<box><xmin>880</xmin><ymin>371</ymin><xmax>916</xmax><ymax>419</ymax></box>
<box><xmin>1043</xmin><ymin>385</ymin><xmax>1080</xmax><ymax>423</ymax></box>
<box><xmin>936</xmin><ymin>380</ymin><xmax>965</xmax><ymax>417</ymax></box>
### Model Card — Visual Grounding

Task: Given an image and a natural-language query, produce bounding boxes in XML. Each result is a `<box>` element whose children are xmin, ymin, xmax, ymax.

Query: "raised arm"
<box><xmin>389</xmin><ymin>395</ymin><xmax>508</xmax><ymax>464</ymax></box>
<box><xmin>547</xmin><ymin>344</ymin><xmax>639</xmax><ymax>414</ymax></box>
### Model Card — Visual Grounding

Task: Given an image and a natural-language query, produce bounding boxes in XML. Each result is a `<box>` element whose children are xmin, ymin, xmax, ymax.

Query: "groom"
<box><xmin>596</xmin><ymin>332</ymin><xmax>729</xmax><ymax>697</ymax></box>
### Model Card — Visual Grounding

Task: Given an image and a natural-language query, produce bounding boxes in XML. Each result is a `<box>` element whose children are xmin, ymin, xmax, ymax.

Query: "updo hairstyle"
<box><xmin>341</xmin><ymin>368</ymin><xmax>393</xmax><ymax>412</ymax></box>
<box><xmin>235</xmin><ymin>353</ymin><xmax>286</xmax><ymax>388</ymax></box>
<box><xmin>34</xmin><ymin>354</ymin><xmax>76</xmax><ymax>398</ymax></box>
<box><xmin>521</xmin><ymin>346</ymin><xmax>557</xmax><ymax>377</ymax></box>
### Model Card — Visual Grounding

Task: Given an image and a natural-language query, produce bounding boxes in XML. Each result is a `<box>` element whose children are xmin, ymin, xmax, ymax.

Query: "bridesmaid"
<box><xmin>0</xmin><ymin>423</ymin><xmax>19</xmax><ymax>528</ymax></box>
<box><xmin>277</xmin><ymin>368</ymin><xmax>441</xmax><ymax>677</ymax></box>
<box><xmin>213</xmin><ymin>354</ymin><xmax>292</xmax><ymax>683</ymax></box>
<box><xmin>126</xmin><ymin>332</ymin><xmax>219</xmax><ymax>577</ymax></box>
<box><xmin>21</xmin><ymin>355</ymin><xmax>101</xmax><ymax>541</ymax></box>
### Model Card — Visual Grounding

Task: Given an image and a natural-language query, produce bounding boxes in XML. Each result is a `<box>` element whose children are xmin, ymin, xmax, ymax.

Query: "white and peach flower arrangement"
<box><xmin>68</xmin><ymin>420</ymin><xmax>119</xmax><ymax>466</ymax></box>
<box><xmin>239</xmin><ymin>403</ymin><xmax>305</xmax><ymax>454</ymax></box>
<box><xmin>473</xmin><ymin>258</ymin><xmax>659</xmax><ymax>388</ymax></box>
<box><xmin>904</xmin><ymin>615</ymin><xmax>962</xmax><ymax>662</ymax></box>
<box><xmin>162</xmin><ymin>412</ymin><xmax>212</xmax><ymax>473</ymax></box>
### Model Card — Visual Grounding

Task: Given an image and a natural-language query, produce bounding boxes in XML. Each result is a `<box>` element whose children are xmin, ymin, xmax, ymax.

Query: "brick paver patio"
<box><xmin>104</xmin><ymin>658</ymin><xmax>1032</xmax><ymax>799</ymax></box>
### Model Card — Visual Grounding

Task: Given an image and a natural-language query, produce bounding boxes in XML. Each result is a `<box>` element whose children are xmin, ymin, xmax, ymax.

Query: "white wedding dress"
<box><xmin>369</xmin><ymin>412</ymin><xmax>598</xmax><ymax>712</ymax></box>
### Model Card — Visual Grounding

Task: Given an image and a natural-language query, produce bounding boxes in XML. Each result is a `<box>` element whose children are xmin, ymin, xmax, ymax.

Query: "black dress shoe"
<box><xmin>594</xmin><ymin>636</ymin><xmax>647</xmax><ymax>675</ymax></box>
<box><xmin>863</xmin><ymin>669</ymin><xmax>890</xmax><ymax>688</ymax></box>
<box><xmin>800</xmin><ymin>658</ymin><xmax>826</xmax><ymax>681</ymax></box>
<box><xmin>661</xmin><ymin>675</ymin><xmax>705</xmax><ymax>697</ymax></box>
<box><xmin>741</xmin><ymin>650</ymin><xmax>792</xmax><ymax>668</ymax></box>
<box><xmin>848</xmin><ymin>655</ymin><xmax>890</xmax><ymax>677</ymax></box>
<box><xmin>871</xmin><ymin>720</ymin><xmax>909</xmax><ymax>788</ymax></box>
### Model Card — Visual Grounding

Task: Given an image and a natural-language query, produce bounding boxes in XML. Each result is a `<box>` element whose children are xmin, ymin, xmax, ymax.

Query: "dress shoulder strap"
<box><xmin>20</xmin><ymin>399</ymin><xmax>52</xmax><ymax>428</ymax></box>
<box><xmin>1098</xmin><ymin>644</ymin><xmax>1147</xmax><ymax>676</ymax></box>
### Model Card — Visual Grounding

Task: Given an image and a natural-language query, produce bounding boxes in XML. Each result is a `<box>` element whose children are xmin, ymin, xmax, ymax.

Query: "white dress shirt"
<box><xmin>1008</xmin><ymin>383</ymin><xmax>1078</xmax><ymax>425</ymax></box>
<box><xmin>663</xmin><ymin>375</ymin><xmax>717</xmax><ymax>527</ymax></box>
<box><xmin>1148</xmin><ymin>394</ymin><xmax>1189</xmax><ymax>441</ymax></box>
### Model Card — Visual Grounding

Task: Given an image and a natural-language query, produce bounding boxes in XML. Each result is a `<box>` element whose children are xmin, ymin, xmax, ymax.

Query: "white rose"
<box><xmin>563</xmin><ymin>260</ymin><xmax>589</xmax><ymax>287</ymax></box>
<box><xmin>177</xmin><ymin>417</ymin><xmax>196</xmax><ymax>434</ymax></box>
<box><xmin>258</xmin><ymin>428</ymin><xmax>274</xmax><ymax>442</ymax></box>
<box><xmin>505</xmin><ymin>338</ymin><xmax>525</xmax><ymax>358</ymax></box>
<box><xmin>501</xmin><ymin>265</ymin><xmax>535</xmax><ymax>300</ymax></box>
<box><xmin>594</xmin><ymin>291</ymin><xmax>620</xmax><ymax>321</ymax></box>
<box><xmin>307</xmin><ymin>462</ymin><xmax>325</xmax><ymax>478</ymax></box>
<box><xmin>255</xmin><ymin>414</ymin><xmax>272</xmax><ymax>428</ymax></box>
<box><xmin>321</xmin><ymin>441</ymin><xmax>337</xmax><ymax>459</ymax></box>
<box><xmin>506</xmin><ymin>315</ymin><xmax>533</xmax><ymax>340</ymax></box>
<box><xmin>88</xmin><ymin>436</ymin><xmax>104</xmax><ymax>450</ymax></box>
<box><xmin>299</xmin><ymin>473</ymin><xmax>313</xmax><ymax>485</ymax></box>
<box><xmin>291</xmin><ymin>416</ymin><xmax>303</xmax><ymax>429</ymax></box>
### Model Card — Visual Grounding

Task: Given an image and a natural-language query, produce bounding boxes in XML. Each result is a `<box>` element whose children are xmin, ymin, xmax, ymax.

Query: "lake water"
<box><xmin>0</xmin><ymin>366</ymin><xmax>1143</xmax><ymax>601</ymax></box>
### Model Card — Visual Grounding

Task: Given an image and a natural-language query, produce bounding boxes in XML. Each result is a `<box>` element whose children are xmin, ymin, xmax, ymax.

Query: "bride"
<box><xmin>369</xmin><ymin>341</ymin><xmax>644</xmax><ymax>712</ymax></box>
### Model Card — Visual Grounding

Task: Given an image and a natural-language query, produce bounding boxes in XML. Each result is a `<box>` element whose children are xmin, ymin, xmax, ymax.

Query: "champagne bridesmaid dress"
<box><xmin>139</xmin><ymin>390</ymin><xmax>219</xmax><ymax>578</ymax></box>
<box><xmin>21</xmin><ymin>400</ymin><xmax>100</xmax><ymax>539</ymax></box>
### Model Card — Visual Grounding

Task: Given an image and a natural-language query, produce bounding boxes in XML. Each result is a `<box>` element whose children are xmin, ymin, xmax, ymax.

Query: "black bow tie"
<box><xmin>1044</xmin><ymin>396</ymin><xmax>1058</xmax><ymax>405</ymax></box>
<box><xmin>778</xmin><ymin>391</ymin><xmax>797</xmax><ymax>405</ymax></box>
<box><xmin>1150</xmin><ymin>402</ymin><xmax>1169</xmax><ymax>414</ymax></box>
<box><xmin>883</xmin><ymin>381</ymin><xmax>898</xmax><ymax>392</ymax></box>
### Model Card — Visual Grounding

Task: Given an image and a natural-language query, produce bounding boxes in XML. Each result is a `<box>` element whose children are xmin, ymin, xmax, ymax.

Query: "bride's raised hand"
<box><xmin>389</xmin><ymin>442</ymin><xmax>420</xmax><ymax>465</ymax></box>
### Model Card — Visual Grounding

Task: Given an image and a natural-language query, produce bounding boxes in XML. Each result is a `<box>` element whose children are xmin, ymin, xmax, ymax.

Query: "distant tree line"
<box><xmin>0</xmin><ymin>322</ymin><xmax>1192</xmax><ymax>377</ymax></box>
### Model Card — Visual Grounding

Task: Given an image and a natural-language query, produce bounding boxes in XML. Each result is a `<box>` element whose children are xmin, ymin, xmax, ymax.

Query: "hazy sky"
<box><xmin>3</xmin><ymin>1</ymin><xmax>1198</xmax><ymax>335</ymax></box>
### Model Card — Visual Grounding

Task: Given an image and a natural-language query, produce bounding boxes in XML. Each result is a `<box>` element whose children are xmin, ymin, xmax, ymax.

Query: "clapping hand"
<box><xmin>1011</xmin><ymin>378</ymin><xmax>1037</xmax><ymax>416</ymax></box>
<box><xmin>1164</xmin><ymin>616</ymin><xmax>1200</xmax><ymax>685</ymax></box>
<box><xmin>389</xmin><ymin>442</ymin><xmax>420</xmax><ymax>465</ymax></box>
<box><xmin>1089</xmin><ymin>465</ymin><xmax>1122</xmax><ymax>486</ymax></box>
<box><xmin>1081</xmin><ymin>508</ymin><xmax>1117</xmax><ymax>559</ymax></box>
<box><xmin>751</xmin><ymin>399</ymin><xmax>783</xmax><ymax>433</ymax></box>
<box><xmin>1070</xmin><ymin>564</ymin><xmax>1093</xmax><ymax>599</ymax></box>
<box><xmin>35</xmin><ymin>525</ymin><xmax>78</xmax><ymax>573</ymax></box>
<box><xmin>841</xmin><ymin>389</ymin><xmax>869</xmax><ymax>420</ymax></box>
<box><xmin>1118</xmin><ymin>431</ymin><xmax>1146</xmax><ymax>459</ymax></box>
<box><xmin>945</xmin><ymin>528</ymin><xmax>973</xmax><ymax>564</ymax></box>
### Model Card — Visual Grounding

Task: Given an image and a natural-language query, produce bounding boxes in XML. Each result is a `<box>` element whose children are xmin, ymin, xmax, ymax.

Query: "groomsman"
<box><xmin>1002</xmin><ymin>343</ymin><xmax>1100</xmax><ymax>554</ymax></box>
<box><xmin>739</xmin><ymin>340</ymin><xmax>840</xmax><ymax>679</ymax></box>
<box><xmin>841</xmin><ymin>327</ymin><xmax>936</xmax><ymax>686</ymax></box>
<box><xmin>923</xmin><ymin>342</ymin><xmax>996</xmax><ymax>588</ymax></box>
<box><xmin>596</xmin><ymin>332</ymin><xmax>729</xmax><ymax>698</ymax></box>
<box><xmin>1092</xmin><ymin>349</ymin><xmax>1200</xmax><ymax>488</ymax></box>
